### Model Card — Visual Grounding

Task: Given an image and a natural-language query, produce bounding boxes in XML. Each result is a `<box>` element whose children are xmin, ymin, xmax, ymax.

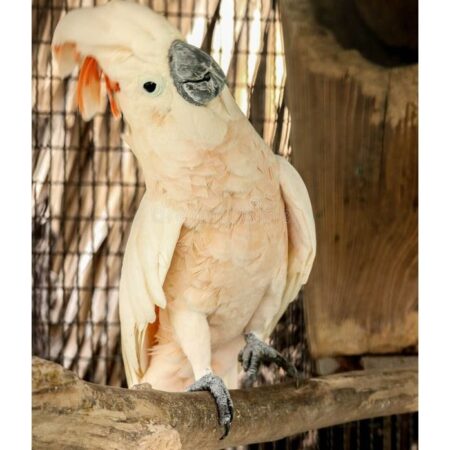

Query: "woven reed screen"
<box><xmin>32</xmin><ymin>1</ymin><xmax>417</xmax><ymax>448</ymax></box>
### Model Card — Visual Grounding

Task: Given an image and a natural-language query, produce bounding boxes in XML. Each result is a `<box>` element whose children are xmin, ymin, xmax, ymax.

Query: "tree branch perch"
<box><xmin>32</xmin><ymin>357</ymin><xmax>417</xmax><ymax>449</ymax></box>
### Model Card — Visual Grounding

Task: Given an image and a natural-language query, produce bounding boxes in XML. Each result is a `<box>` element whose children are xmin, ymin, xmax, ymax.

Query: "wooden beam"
<box><xmin>32</xmin><ymin>357</ymin><xmax>418</xmax><ymax>450</ymax></box>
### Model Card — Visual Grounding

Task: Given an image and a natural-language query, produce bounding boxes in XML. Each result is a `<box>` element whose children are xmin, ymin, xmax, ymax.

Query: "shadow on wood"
<box><xmin>32</xmin><ymin>357</ymin><xmax>417</xmax><ymax>450</ymax></box>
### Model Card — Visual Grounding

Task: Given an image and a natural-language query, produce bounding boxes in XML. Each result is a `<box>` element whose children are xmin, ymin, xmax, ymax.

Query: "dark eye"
<box><xmin>143</xmin><ymin>81</ymin><xmax>157</xmax><ymax>93</ymax></box>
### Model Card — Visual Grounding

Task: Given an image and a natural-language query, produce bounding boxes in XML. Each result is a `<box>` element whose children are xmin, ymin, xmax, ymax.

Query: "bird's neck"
<box><xmin>130</xmin><ymin>117</ymin><xmax>280</xmax><ymax>224</ymax></box>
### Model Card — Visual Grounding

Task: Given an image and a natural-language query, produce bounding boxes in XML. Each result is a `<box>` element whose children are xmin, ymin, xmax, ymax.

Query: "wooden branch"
<box><xmin>32</xmin><ymin>357</ymin><xmax>417</xmax><ymax>450</ymax></box>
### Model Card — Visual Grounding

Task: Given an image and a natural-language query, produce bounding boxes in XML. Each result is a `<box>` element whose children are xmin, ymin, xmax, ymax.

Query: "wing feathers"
<box><xmin>120</xmin><ymin>195</ymin><xmax>184</xmax><ymax>387</ymax></box>
<box><xmin>266</xmin><ymin>156</ymin><xmax>316</xmax><ymax>335</ymax></box>
<box><xmin>277</xmin><ymin>155</ymin><xmax>316</xmax><ymax>286</ymax></box>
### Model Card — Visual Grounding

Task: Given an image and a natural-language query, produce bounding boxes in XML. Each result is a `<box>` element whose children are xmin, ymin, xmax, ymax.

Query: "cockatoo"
<box><xmin>53</xmin><ymin>0</ymin><xmax>316</xmax><ymax>438</ymax></box>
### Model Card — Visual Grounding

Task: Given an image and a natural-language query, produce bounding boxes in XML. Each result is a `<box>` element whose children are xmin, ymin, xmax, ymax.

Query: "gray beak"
<box><xmin>169</xmin><ymin>40</ymin><xmax>226</xmax><ymax>106</ymax></box>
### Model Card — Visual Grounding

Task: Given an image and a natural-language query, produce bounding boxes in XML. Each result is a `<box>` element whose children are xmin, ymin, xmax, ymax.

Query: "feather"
<box><xmin>52</xmin><ymin>0</ymin><xmax>182</xmax><ymax>64</ymax></box>
<box><xmin>77</xmin><ymin>56</ymin><xmax>102</xmax><ymax>120</ymax></box>
<box><xmin>104</xmin><ymin>73</ymin><xmax>121</xmax><ymax>118</ymax></box>
<box><xmin>265</xmin><ymin>156</ymin><xmax>316</xmax><ymax>336</ymax></box>
<box><xmin>119</xmin><ymin>194</ymin><xmax>184</xmax><ymax>387</ymax></box>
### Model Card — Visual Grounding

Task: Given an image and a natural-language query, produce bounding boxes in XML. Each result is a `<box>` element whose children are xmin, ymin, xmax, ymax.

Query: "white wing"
<box><xmin>267</xmin><ymin>156</ymin><xmax>316</xmax><ymax>334</ymax></box>
<box><xmin>119</xmin><ymin>193</ymin><xmax>184</xmax><ymax>387</ymax></box>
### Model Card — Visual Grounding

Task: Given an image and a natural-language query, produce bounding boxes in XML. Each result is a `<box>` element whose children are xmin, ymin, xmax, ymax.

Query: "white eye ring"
<box><xmin>142</xmin><ymin>78</ymin><xmax>164</xmax><ymax>97</ymax></box>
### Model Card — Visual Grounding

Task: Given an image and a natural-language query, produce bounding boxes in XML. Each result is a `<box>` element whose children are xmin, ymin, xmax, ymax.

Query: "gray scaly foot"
<box><xmin>238</xmin><ymin>332</ymin><xmax>300</xmax><ymax>387</ymax></box>
<box><xmin>187</xmin><ymin>372</ymin><xmax>234</xmax><ymax>439</ymax></box>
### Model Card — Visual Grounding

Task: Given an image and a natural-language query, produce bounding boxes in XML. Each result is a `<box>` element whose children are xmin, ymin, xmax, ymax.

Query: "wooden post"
<box><xmin>33</xmin><ymin>357</ymin><xmax>417</xmax><ymax>449</ymax></box>
<box><xmin>280</xmin><ymin>0</ymin><xmax>418</xmax><ymax>358</ymax></box>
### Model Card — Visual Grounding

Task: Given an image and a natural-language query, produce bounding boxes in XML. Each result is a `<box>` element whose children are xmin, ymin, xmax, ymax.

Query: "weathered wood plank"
<box><xmin>280</xmin><ymin>0</ymin><xmax>418</xmax><ymax>358</ymax></box>
<box><xmin>33</xmin><ymin>357</ymin><xmax>417</xmax><ymax>449</ymax></box>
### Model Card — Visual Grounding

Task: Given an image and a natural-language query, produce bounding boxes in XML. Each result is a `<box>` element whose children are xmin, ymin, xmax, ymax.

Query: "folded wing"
<box><xmin>119</xmin><ymin>194</ymin><xmax>184</xmax><ymax>387</ymax></box>
<box><xmin>266</xmin><ymin>156</ymin><xmax>316</xmax><ymax>335</ymax></box>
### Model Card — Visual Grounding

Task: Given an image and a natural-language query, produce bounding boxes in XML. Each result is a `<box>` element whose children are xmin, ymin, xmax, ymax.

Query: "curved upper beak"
<box><xmin>169</xmin><ymin>40</ymin><xmax>226</xmax><ymax>106</ymax></box>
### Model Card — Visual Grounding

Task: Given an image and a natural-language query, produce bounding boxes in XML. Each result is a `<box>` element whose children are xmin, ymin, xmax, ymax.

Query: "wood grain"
<box><xmin>280</xmin><ymin>0</ymin><xmax>418</xmax><ymax>358</ymax></box>
<box><xmin>32</xmin><ymin>357</ymin><xmax>417</xmax><ymax>450</ymax></box>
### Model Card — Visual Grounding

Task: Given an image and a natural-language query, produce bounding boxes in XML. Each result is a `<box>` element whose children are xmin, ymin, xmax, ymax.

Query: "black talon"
<box><xmin>187</xmin><ymin>372</ymin><xmax>234</xmax><ymax>440</ymax></box>
<box><xmin>239</xmin><ymin>332</ymin><xmax>300</xmax><ymax>387</ymax></box>
<box><xmin>220</xmin><ymin>420</ymin><xmax>231</xmax><ymax>440</ymax></box>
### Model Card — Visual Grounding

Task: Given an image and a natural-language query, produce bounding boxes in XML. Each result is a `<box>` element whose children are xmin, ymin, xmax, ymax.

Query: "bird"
<box><xmin>52</xmin><ymin>0</ymin><xmax>316</xmax><ymax>439</ymax></box>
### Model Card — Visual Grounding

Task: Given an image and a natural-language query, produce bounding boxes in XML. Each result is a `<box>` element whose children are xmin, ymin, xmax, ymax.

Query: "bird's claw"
<box><xmin>221</xmin><ymin>421</ymin><xmax>231</xmax><ymax>440</ymax></box>
<box><xmin>238</xmin><ymin>332</ymin><xmax>301</xmax><ymax>387</ymax></box>
<box><xmin>187</xmin><ymin>372</ymin><xmax>234</xmax><ymax>440</ymax></box>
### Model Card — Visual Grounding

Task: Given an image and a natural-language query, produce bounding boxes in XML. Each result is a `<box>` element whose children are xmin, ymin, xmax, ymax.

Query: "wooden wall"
<box><xmin>280</xmin><ymin>0</ymin><xmax>418</xmax><ymax>358</ymax></box>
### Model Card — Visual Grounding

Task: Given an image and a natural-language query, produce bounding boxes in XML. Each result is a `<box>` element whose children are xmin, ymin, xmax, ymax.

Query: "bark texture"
<box><xmin>32</xmin><ymin>357</ymin><xmax>417</xmax><ymax>450</ymax></box>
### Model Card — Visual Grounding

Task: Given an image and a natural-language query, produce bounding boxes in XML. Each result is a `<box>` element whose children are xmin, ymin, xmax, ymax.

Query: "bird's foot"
<box><xmin>130</xmin><ymin>382</ymin><xmax>153</xmax><ymax>391</ymax></box>
<box><xmin>187</xmin><ymin>372</ymin><xmax>234</xmax><ymax>440</ymax></box>
<box><xmin>238</xmin><ymin>332</ymin><xmax>300</xmax><ymax>388</ymax></box>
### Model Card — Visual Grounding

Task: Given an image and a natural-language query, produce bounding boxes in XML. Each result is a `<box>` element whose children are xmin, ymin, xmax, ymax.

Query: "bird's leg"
<box><xmin>238</xmin><ymin>332</ymin><xmax>300</xmax><ymax>388</ymax></box>
<box><xmin>170</xmin><ymin>307</ymin><xmax>234</xmax><ymax>439</ymax></box>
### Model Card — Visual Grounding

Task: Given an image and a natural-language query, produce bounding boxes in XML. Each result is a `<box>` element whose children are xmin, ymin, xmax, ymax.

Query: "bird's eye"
<box><xmin>141</xmin><ymin>77</ymin><xmax>164</xmax><ymax>97</ymax></box>
<box><xmin>143</xmin><ymin>81</ymin><xmax>157</xmax><ymax>93</ymax></box>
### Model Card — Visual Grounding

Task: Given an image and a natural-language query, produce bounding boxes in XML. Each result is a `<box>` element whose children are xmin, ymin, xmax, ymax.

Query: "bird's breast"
<box><xmin>164</xmin><ymin>192</ymin><xmax>288</xmax><ymax>343</ymax></box>
<box><xmin>149</xmin><ymin>117</ymin><xmax>289</xmax><ymax>341</ymax></box>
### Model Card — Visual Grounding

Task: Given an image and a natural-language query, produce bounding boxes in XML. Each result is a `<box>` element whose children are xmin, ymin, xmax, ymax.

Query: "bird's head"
<box><xmin>52</xmin><ymin>0</ymin><xmax>237</xmax><ymax>161</ymax></box>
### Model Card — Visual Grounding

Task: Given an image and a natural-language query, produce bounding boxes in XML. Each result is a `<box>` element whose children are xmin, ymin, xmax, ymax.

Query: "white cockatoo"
<box><xmin>53</xmin><ymin>0</ymin><xmax>315</xmax><ymax>438</ymax></box>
